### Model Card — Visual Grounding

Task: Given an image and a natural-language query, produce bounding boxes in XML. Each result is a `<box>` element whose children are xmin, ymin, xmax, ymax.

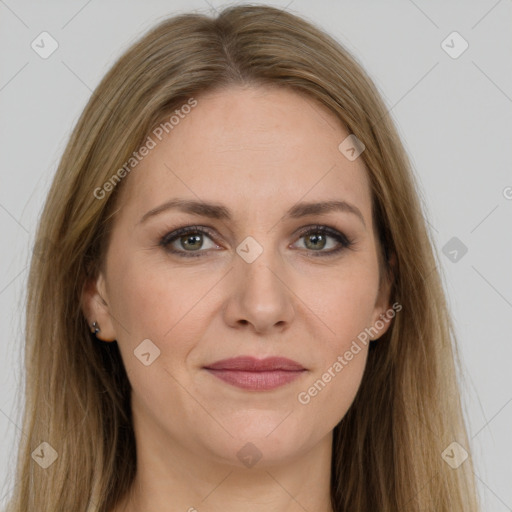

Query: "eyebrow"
<box><xmin>139</xmin><ymin>198</ymin><xmax>366</xmax><ymax>228</ymax></box>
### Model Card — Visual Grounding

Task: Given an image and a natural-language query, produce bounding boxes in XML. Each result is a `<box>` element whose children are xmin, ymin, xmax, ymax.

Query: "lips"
<box><xmin>203</xmin><ymin>356</ymin><xmax>307</xmax><ymax>391</ymax></box>
<box><xmin>205</xmin><ymin>356</ymin><xmax>305</xmax><ymax>372</ymax></box>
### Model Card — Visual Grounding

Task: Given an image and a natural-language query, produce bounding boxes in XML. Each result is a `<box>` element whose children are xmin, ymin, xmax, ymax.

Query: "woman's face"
<box><xmin>84</xmin><ymin>85</ymin><xmax>392</xmax><ymax>468</ymax></box>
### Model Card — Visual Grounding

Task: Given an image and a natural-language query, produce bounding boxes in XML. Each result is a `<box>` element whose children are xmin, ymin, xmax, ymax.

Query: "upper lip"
<box><xmin>204</xmin><ymin>356</ymin><xmax>306</xmax><ymax>372</ymax></box>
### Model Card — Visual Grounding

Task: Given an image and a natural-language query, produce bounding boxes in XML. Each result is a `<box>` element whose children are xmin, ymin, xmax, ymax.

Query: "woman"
<box><xmin>5</xmin><ymin>4</ymin><xmax>480</xmax><ymax>511</ymax></box>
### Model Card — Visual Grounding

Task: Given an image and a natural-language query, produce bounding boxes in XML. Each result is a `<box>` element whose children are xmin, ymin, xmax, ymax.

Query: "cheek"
<box><xmin>296</xmin><ymin>348</ymin><xmax>367</xmax><ymax>435</ymax></box>
<box><xmin>296</xmin><ymin>277</ymin><xmax>372</xmax><ymax>424</ymax></box>
<box><xmin>106</xmin><ymin>251</ymin><xmax>223</xmax><ymax>381</ymax></box>
<box><xmin>107</xmin><ymin>250</ymin><xmax>206</xmax><ymax>337</ymax></box>
<box><xmin>106</xmin><ymin>257</ymin><xmax>205</xmax><ymax>412</ymax></box>
<box><xmin>293</xmin><ymin>263</ymin><xmax>377</xmax><ymax>418</ymax></box>
<box><xmin>107</xmin><ymin>267</ymin><xmax>172</xmax><ymax>339</ymax></box>
<box><xmin>300</xmin><ymin>260</ymin><xmax>380</xmax><ymax>345</ymax></box>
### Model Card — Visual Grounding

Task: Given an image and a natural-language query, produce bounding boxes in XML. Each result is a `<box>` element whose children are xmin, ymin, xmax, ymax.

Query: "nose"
<box><xmin>222</xmin><ymin>246</ymin><xmax>295</xmax><ymax>335</ymax></box>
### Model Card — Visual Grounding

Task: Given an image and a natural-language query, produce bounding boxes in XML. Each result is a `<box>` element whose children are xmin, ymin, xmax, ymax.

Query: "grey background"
<box><xmin>1</xmin><ymin>0</ymin><xmax>511</xmax><ymax>509</ymax></box>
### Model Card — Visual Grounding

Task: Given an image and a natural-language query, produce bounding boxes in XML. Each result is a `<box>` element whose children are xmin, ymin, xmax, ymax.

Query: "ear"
<box><xmin>369</xmin><ymin>252</ymin><xmax>397</xmax><ymax>341</ymax></box>
<box><xmin>81</xmin><ymin>272</ymin><xmax>117</xmax><ymax>342</ymax></box>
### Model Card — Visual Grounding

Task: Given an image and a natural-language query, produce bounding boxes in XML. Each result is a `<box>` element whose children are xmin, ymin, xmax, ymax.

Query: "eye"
<box><xmin>159</xmin><ymin>224</ymin><xmax>354</xmax><ymax>258</ymax></box>
<box><xmin>292</xmin><ymin>225</ymin><xmax>354</xmax><ymax>257</ymax></box>
<box><xmin>159</xmin><ymin>225</ymin><xmax>220</xmax><ymax>258</ymax></box>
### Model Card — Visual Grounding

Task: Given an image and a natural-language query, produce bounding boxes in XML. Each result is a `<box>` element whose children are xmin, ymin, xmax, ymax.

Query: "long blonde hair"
<box><xmin>5</xmin><ymin>5</ymin><xmax>480</xmax><ymax>511</ymax></box>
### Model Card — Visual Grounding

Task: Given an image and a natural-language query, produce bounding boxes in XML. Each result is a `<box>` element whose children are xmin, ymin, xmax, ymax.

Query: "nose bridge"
<box><xmin>236</xmin><ymin>233</ymin><xmax>285</xmax><ymax>298</ymax></box>
<box><xmin>224</xmin><ymin>233</ymin><xmax>295</xmax><ymax>332</ymax></box>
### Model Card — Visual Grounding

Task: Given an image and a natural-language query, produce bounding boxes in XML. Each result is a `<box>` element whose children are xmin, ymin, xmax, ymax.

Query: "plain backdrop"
<box><xmin>1</xmin><ymin>0</ymin><xmax>511</xmax><ymax>510</ymax></box>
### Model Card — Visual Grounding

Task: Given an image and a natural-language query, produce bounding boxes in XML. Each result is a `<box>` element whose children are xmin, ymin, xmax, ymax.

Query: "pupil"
<box><xmin>182</xmin><ymin>234</ymin><xmax>202</xmax><ymax>250</ymax></box>
<box><xmin>307</xmin><ymin>233</ymin><xmax>325</xmax><ymax>250</ymax></box>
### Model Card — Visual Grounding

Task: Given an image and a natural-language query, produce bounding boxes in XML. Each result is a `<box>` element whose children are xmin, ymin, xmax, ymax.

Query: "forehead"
<box><xmin>119</xmin><ymin>85</ymin><xmax>372</xmax><ymax>227</ymax></box>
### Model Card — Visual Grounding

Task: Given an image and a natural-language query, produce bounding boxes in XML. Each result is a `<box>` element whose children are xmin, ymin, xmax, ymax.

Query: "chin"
<box><xmin>198</xmin><ymin>413</ymin><xmax>318</xmax><ymax>468</ymax></box>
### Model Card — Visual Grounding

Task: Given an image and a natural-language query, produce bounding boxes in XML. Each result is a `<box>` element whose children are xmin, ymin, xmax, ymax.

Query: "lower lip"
<box><xmin>205</xmin><ymin>369</ymin><xmax>305</xmax><ymax>391</ymax></box>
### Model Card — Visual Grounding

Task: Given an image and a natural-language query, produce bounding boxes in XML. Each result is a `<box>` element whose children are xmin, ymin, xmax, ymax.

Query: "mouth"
<box><xmin>203</xmin><ymin>356</ymin><xmax>307</xmax><ymax>391</ymax></box>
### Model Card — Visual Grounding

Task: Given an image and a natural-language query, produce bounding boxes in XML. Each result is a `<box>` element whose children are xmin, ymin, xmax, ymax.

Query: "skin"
<box><xmin>82</xmin><ymin>84</ymin><xmax>393</xmax><ymax>512</ymax></box>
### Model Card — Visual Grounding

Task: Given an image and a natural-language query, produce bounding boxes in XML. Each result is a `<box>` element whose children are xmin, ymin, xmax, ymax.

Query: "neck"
<box><xmin>113</xmin><ymin>419</ymin><xmax>334</xmax><ymax>512</ymax></box>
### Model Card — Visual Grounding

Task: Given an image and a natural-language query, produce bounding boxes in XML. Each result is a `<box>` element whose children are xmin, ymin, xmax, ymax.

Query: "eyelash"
<box><xmin>159</xmin><ymin>224</ymin><xmax>355</xmax><ymax>259</ymax></box>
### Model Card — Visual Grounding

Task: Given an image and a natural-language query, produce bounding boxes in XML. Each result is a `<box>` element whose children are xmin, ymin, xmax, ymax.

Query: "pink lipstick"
<box><xmin>203</xmin><ymin>356</ymin><xmax>306</xmax><ymax>391</ymax></box>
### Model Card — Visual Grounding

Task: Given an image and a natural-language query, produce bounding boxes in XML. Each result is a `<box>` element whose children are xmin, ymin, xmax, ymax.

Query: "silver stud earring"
<box><xmin>91</xmin><ymin>321</ymin><xmax>100</xmax><ymax>335</ymax></box>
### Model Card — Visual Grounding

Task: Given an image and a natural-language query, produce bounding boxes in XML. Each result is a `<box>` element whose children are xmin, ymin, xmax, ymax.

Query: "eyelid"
<box><xmin>290</xmin><ymin>224</ymin><xmax>355</xmax><ymax>256</ymax></box>
<box><xmin>293</xmin><ymin>224</ymin><xmax>352</xmax><ymax>244</ymax></box>
<box><xmin>159</xmin><ymin>224</ymin><xmax>221</xmax><ymax>250</ymax></box>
